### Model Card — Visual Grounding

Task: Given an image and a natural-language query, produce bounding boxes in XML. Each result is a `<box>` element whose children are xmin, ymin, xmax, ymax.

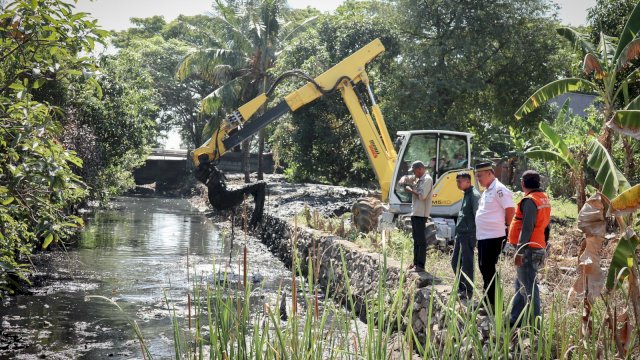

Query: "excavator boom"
<box><xmin>192</xmin><ymin>38</ymin><xmax>397</xmax><ymax>200</ymax></box>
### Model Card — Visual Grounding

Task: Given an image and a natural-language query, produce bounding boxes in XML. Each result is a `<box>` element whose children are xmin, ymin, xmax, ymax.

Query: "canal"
<box><xmin>0</xmin><ymin>196</ymin><xmax>292</xmax><ymax>359</ymax></box>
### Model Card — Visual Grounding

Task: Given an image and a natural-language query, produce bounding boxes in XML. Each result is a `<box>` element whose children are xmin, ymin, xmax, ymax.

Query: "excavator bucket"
<box><xmin>196</xmin><ymin>163</ymin><xmax>266</xmax><ymax>227</ymax></box>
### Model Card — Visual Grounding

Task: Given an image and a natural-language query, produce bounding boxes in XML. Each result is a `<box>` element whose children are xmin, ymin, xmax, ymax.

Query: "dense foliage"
<box><xmin>0</xmin><ymin>0</ymin><xmax>158</xmax><ymax>293</ymax></box>
<box><xmin>271</xmin><ymin>3</ymin><xmax>399</xmax><ymax>185</ymax></box>
<box><xmin>0</xmin><ymin>0</ymin><xmax>103</xmax><ymax>291</ymax></box>
<box><xmin>268</xmin><ymin>0</ymin><xmax>571</xmax><ymax>185</ymax></box>
<box><xmin>112</xmin><ymin>15</ymin><xmax>216</xmax><ymax>149</ymax></box>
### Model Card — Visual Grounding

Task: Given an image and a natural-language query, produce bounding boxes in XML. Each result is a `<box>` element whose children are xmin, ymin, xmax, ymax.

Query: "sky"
<box><xmin>75</xmin><ymin>0</ymin><xmax>597</xmax><ymax>31</ymax></box>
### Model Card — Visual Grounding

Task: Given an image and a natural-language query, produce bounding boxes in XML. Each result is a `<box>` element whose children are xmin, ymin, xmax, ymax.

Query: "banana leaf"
<box><xmin>607</xmin><ymin>110</ymin><xmax>640</xmax><ymax>139</ymax></box>
<box><xmin>525</xmin><ymin>149</ymin><xmax>570</xmax><ymax>167</ymax></box>
<box><xmin>606</xmin><ymin>227</ymin><xmax>640</xmax><ymax>291</ymax></box>
<box><xmin>625</xmin><ymin>94</ymin><xmax>640</xmax><ymax>110</ymax></box>
<box><xmin>614</xmin><ymin>1</ymin><xmax>640</xmax><ymax>62</ymax></box>
<box><xmin>557</xmin><ymin>27</ymin><xmax>596</xmax><ymax>56</ymax></box>
<box><xmin>587</xmin><ymin>139</ymin><xmax>630</xmax><ymax>200</ymax></box>
<box><xmin>598</xmin><ymin>32</ymin><xmax>617</xmax><ymax>68</ymax></box>
<box><xmin>611</xmin><ymin>184</ymin><xmax>640</xmax><ymax>216</ymax></box>
<box><xmin>616</xmin><ymin>38</ymin><xmax>640</xmax><ymax>71</ymax></box>
<box><xmin>514</xmin><ymin>78</ymin><xmax>598</xmax><ymax>119</ymax></box>
<box><xmin>583</xmin><ymin>53</ymin><xmax>604</xmax><ymax>78</ymax></box>
<box><xmin>539</xmin><ymin>122</ymin><xmax>578</xmax><ymax>168</ymax></box>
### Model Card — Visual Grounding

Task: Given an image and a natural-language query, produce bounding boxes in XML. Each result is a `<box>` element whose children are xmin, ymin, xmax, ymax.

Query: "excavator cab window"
<box><xmin>437</xmin><ymin>134</ymin><xmax>469</xmax><ymax>177</ymax></box>
<box><xmin>394</xmin><ymin>132</ymin><xmax>470</xmax><ymax>204</ymax></box>
<box><xmin>393</xmin><ymin>134</ymin><xmax>437</xmax><ymax>203</ymax></box>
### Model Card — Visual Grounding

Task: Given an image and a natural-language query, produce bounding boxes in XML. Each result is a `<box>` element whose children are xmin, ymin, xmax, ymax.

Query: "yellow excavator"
<box><xmin>192</xmin><ymin>38</ymin><xmax>474</xmax><ymax>242</ymax></box>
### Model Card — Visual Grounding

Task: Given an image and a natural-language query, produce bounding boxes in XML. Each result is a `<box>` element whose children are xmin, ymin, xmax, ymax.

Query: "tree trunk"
<box><xmin>257</xmin><ymin>129</ymin><xmax>265</xmax><ymax>180</ymax></box>
<box><xmin>622</xmin><ymin>136</ymin><xmax>636</xmax><ymax>178</ymax></box>
<box><xmin>241</xmin><ymin>138</ymin><xmax>251</xmax><ymax>183</ymax></box>
<box><xmin>599</xmin><ymin>110</ymin><xmax>614</xmax><ymax>153</ymax></box>
<box><xmin>575</xmin><ymin>172</ymin><xmax>587</xmax><ymax>212</ymax></box>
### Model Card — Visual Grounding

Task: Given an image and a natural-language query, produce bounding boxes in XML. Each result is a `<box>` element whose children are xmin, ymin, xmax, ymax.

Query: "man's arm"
<box><xmin>505</xmin><ymin>207</ymin><xmax>515</xmax><ymax>227</ymax></box>
<box><xmin>417</xmin><ymin>177</ymin><xmax>433</xmax><ymax>201</ymax></box>
<box><xmin>472</xmin><ymin>191</ymin><xmax>479</xmax><ymax>215</ymax></box>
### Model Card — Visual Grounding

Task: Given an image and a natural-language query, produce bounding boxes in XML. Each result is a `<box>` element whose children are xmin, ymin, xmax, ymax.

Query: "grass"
<box><xmin>127</xmin><ymin>248</ymin><xmax>627</xmax><ymax>359</ymax></box>
<box><xmin>513</xmin><ymin>192</ymin><xmax>578</xmax><ymax>222</ymax></box>
<box><xmin>104</xmin><ymin>200</ymin><xmax>635</xmax><ymax>359</ymax></box>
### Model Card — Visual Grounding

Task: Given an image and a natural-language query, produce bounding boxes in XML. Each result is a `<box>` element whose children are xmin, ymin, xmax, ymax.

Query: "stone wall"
<box><xmin>257</xmin><ymin>214</ymin><xmax>464</xmax><ymax>350</ymax></box>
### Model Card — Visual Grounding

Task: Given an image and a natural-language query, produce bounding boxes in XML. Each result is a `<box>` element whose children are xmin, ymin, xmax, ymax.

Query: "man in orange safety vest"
<box><xmin>505</xmin><ymin>170</ymin><xmax>551</xmax><ymax>328</ymax></box>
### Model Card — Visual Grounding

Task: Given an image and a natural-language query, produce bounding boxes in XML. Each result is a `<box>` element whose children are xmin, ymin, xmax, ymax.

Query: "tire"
<box><xmin>351</xmin><ymin>197</ymin><xmax>384</xmax><ymax>233</ymax></box>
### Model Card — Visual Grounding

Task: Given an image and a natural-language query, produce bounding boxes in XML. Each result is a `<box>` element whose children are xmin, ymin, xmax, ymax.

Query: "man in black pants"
<box><xmin>399</xmin><ymin>160</ymin><xmax>433</xmax><ymax>272</ymax></box>
<box><xmin>451</xmin><ymin>171</ymin><xmax>480</xmax><ymax>300</ymax></box>
<box><xmin>474</xmin><ymin>162</ymin><xmax>515</xmax><ymax>312</ymax></box>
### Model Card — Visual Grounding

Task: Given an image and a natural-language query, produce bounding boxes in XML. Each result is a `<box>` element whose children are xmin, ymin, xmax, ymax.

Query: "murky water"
<box><xmin>0</xmin><ymin>196</ymin><xmax>291</xmax><ymax>359</ymax></box>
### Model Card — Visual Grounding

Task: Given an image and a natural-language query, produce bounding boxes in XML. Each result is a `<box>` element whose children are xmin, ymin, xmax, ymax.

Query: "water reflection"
<box><xmin>0</xmin><ymin>196</ymin><xmax>290</xmax><ymax>359</ymax></box>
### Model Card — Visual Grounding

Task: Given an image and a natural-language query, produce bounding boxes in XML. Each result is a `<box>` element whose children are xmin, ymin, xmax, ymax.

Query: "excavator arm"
<box><xmin>192</xmin><ymin>38</ymin><xmax>398</xmax><ymax>201</ymax></box>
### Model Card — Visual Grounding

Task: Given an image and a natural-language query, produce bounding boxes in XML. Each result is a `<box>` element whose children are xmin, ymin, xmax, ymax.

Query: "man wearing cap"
<box><xmin>505</xmin><ymin>170</ymin><xmax>551</xmax><ymax>328</ymax></box>
<box><xmin>452</xmin><ymin>172</ymin><xmax>480</xmax><ymax>300</ymax></box>
<box><xmin>399</xmin><ymin>160</ymin><xmax>433</xmax><ymax>272</ymax></box>
<box><xmin>474</xmin><ymin>162</ymin><xmax>515</xmax><ymax>311</ymax></box>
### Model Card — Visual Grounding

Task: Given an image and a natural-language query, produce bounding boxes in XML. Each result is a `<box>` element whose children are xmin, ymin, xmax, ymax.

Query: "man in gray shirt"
<box><xmin>399</xmin><ymin>160</ymin><xmax>433</xmax><ymax>272</ymax></box>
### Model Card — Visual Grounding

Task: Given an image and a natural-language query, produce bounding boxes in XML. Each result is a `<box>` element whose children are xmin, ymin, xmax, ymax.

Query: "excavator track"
<box><xmin>351</xmin><ymin>196</ymin><xmax>384</xmax><ymax>233</ymax></box>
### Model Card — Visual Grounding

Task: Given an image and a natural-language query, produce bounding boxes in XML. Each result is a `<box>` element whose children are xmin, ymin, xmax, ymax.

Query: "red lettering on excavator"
<box><xmin>368</xmin><ymin>144</ymin><xmax>378</xmax><ymax>158</ymax></box>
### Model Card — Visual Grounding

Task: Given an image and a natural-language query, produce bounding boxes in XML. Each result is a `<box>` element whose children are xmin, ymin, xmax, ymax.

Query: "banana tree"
<box><xmin>515</xmin><ymin>2</ymin><xmax>640</xmax><ymax>157</ymax></box>
<box><xmin>526</xmin><ymin>117</ymin><xmax>586</xmax><ymax>209</ymax></box>
<box><xmin>571</xmin><ymin>185</ymin><xmax>640</xmax><ymax>357</ymax></box>
<box><xmin>527</xmin><ymin>127</ymin><xmax>629</xmax><ymax>210</ymax></box>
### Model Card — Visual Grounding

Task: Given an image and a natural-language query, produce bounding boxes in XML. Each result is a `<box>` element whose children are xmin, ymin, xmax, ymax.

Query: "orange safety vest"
<box><xmin>508</xmin><ymin>190</ymin><xmax>551</xmax><ymax>249</ymax></box>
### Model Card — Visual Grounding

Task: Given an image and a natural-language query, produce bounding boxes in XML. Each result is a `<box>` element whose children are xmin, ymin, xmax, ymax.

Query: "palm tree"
<box><xmin>177</xmin><ymin>0</ymin><xmax>315</xmax><ymax>182</ymax></box>
<box><xmin>515</xmin><ymin>3</ymin><xmax>640</xmax><ymax>178</ymax></box>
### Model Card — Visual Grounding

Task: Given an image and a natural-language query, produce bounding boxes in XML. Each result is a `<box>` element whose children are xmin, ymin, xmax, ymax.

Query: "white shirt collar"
<box><xmin>487</xmin><ymin>178</ymin><xmax>498</xmax><ymax>191</ymax></box>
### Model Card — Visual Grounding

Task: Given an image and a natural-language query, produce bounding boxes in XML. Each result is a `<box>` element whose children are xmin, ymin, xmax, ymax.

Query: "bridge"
<box><xmin>133</xmin><ymin>148</ymin><xmax>275</xmax><ymax>189</ymax></box>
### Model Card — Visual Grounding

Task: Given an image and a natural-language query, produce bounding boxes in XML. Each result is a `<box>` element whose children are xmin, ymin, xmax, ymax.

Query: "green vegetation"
<box><xmin>176</xmin><ymin>0</ymin><xmax>317</xmax><ymax>182</ymax></box>
<box><xmin>0</xmin><ymin>0</ymin><xmax>102</xmax><ymax>292</ymax></box>
<box><xmin>0</xmin><ymin>0</ymin><xmax>158</xmax><ymax>293</ymax></box>
<box><xmin>92</xmin><ymin>233</ymin><xmax>627</xmax><ymax>359</ymax></box>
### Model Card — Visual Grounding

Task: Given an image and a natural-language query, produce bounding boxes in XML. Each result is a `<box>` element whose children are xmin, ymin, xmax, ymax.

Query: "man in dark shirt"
<box><xmin>451</xmin><ymin>172</ymin><xmax>480</xmax><ymax>300</ymax></box>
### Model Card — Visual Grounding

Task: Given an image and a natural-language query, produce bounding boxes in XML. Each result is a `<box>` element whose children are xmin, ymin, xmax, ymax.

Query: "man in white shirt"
<box><xmin>399</xmin><ymin>160</ymin><xmax>433</xmax><ymax>272</ymax></box>
<box><xmin>474</xmin><ymin>162</ymin><xmax>515</xmax><ymax>311</ymax></box>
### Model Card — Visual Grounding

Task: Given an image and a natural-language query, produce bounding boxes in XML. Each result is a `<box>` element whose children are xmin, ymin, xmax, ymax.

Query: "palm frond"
<box><xmin>279</xmin><ymin>15</ymin><xmax>318</xmax><ymax>43</ymax></box>
<box><xmin>176</xmin><ymin>48</ymin><xmax>250</xmax><ymax>82</ymax></box>
<box><xmin>201</xmin><ymin>74</ymin><xmax>250</xmax><ymax>114</ymax></box>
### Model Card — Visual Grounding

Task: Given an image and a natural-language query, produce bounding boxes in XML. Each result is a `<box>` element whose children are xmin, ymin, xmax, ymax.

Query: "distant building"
<box><xmin>548</xmin><ymin>92</ymin><xmax>598</xmax><ymax>117</ymax></box>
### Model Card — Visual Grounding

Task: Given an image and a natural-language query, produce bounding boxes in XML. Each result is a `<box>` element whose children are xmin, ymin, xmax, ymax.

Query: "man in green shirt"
<box><xmin>451</xmin><ymin>172</ymin><xmax>480</xmax><ymax>300</ymax></box>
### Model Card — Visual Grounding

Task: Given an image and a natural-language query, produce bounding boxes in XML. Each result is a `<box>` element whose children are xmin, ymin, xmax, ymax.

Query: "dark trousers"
<box><xmin>411</xmin><ymin>216</ymin><xmax>427</xmax><ymax>268</ymax></box>
<box><xmin>451</xmin><ymin>233</ymin><xmax>477</xmax><ymax>299</ymax></box>
<box><xmin>477</xmin><ymin>237</ymin><xmax>505</xmax><ymax>307</ymax></box>
<box><xmin>510</xmin><ymin>248</ymin><xmax>545</xmax><ymax>327</ymax></box>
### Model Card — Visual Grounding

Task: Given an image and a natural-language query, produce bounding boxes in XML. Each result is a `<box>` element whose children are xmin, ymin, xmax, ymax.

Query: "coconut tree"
<box><xmin>176</xmin><ymin>0</ymin><xmax>315</xmax><ymax>182</ymax></box>
<box><xmin>515</xmin><ymin>2</ymin><xmax>640</xmax><ymax>179</ymax></box>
